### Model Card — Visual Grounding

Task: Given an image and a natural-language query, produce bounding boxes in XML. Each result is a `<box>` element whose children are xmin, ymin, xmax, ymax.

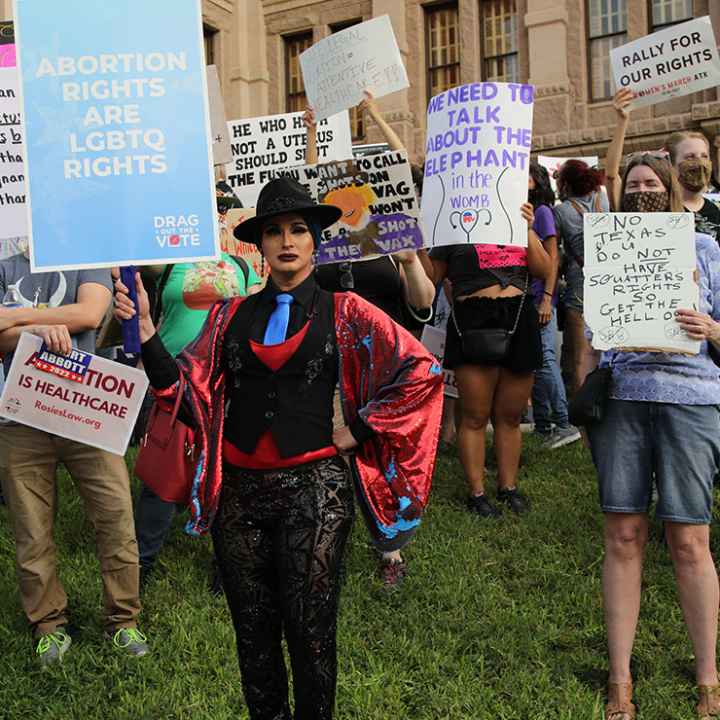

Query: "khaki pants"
<box><xmin>0</xmin><ymin>424</ymin><xmax>141</xmax><ymax>637</ymax></box>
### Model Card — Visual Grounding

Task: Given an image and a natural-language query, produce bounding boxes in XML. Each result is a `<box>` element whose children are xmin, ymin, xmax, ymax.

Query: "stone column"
<box><xmin>370</xmin><ymin>0</ymin><xmax>416</xmax><ymax>158</ymax></box>
<box><xmin>524</xmin><ymin>0</ymin><xmax>572</xmax><ymax>152</ymax></box>
<box><xmin>228</xmin><ymin>0</ymin><xmax>269</xmax><ymax>120</ymax></box>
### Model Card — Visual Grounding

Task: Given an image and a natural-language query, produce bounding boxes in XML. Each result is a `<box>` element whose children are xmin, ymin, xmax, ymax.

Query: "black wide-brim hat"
<box><xmin>233</xmin><ymin>176</ymin><xmax>342</xmax><ymax>246</ymax></box>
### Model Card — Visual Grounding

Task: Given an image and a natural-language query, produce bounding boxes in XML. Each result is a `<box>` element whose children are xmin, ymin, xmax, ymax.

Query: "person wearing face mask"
<box><xmin>666</xmin><ymin>131</ymin><xmax>720</xmax><ymax>242</ymax></box>
<box><xmin>583</xmin><ymin>154</ymin><xmax>720</xmax><ymax>720</ymax></box>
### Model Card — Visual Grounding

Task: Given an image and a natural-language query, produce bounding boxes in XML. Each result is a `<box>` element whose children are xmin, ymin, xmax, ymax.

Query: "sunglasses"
<box><xmin>338</xmin><ymin>262</ymin><xmax>354</xmax><ymax>290</ymax></box>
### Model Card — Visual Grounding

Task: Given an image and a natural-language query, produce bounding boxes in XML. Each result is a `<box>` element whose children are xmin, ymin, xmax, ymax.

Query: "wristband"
<box><xmin>543</xmin><ymin>291</ymin><xmax>553</xmax><ymax>298</ymax></box>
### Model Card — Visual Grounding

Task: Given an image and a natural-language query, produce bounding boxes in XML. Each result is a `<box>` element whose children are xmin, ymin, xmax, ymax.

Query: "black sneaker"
<box><xmin>497</xmin><ymin>487</ymin><xmax>531</xmax><ymax>515</ymax></box>
<box><xmin>466</xmin><ymin>494</ymin><xmax>502</xmax><ymax>519</ymax></box>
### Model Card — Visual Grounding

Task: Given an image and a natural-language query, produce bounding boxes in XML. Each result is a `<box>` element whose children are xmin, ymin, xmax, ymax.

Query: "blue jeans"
<box><xmin>531</xmin><ymin>309</ymin><xmax>570</xmax><ymax>433</ymax></box>
<box><xmin>135</xmin><ymin>483</ymin><xmax>178</xmax><ymax>569</ymax></box>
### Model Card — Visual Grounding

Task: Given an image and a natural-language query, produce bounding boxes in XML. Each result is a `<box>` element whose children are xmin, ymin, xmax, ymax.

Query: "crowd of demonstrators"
<box><xmin>306</xmin><ymin>94</ymin><xmax>436</xmax><ymax>587</ymax></box>
<box><xmin>527</xmin><ymin>161</ymin><xmax>580</xmax><ymax>450</ymax></box>
<box><xmin>0</xmin><ymin>249</ymin><xmax>148</xmax><ymax>665</ymax></box>
<box><xmin>419</xmin><ymin>203</ymin><xmax>550</xmax><ymax>519</ymax></box>
<box><xmin>114</xmin><ymin>177</ymin><xmax>442</xmax><ymax>720</ymax></box>
<box><xmin>134</xmin><ymin>187</ymin><xmax>262</xmax><ymax>589</ymax></box>
<box><xmin>553</xmin><ymin>159</ymin><xmax>609</xmax><ymax>395</ymax></box>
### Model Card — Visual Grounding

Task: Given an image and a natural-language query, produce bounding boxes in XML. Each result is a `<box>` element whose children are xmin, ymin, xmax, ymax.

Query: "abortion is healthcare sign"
<box><xmin>422</xmin><ymin>82</ymin><xmax>534</xmax><ymax>248</ymax></box>
<box><xmin>0</xmin><ymin>332</ymin><xmax>149</xmax><ymax>455</ymax></box>
<box><xmin>13</xmin><ymin>0</ymin><xmax>219</xmax><ymax>271</ymax></box>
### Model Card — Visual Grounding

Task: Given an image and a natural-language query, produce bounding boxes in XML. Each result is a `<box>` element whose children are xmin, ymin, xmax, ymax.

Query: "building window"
<box><xmin>331</xmin><ymin>20</ymin><xmax>365</xmax><ymax>140</ymax></box>
<box><xmin>587</xmin><ymin>0</ymin><xmax>628</xmax><ymax>102</ymax></box>
<box><xmin>285</xmin><ymin>31</ymin><xmax>313</xmax><ymax>113</ymax></box>
<box><xmin>426</xmin><ymin>3</ymin><xmax>460</xmax><ymax>102</ymax></box>
<box><xmin>203</xmin><ymin>25</ymin><xmax>217</xmax><ymax>67</ymax></box>
<box><xmin>481</xmin><ymin>0</ymin><xmax>519</xmax><ymax>82</ymax></box>
<box><xmin>650</xmin><ymin>0</ymin><xmax>693</xmax><ymax>31</ymax></box>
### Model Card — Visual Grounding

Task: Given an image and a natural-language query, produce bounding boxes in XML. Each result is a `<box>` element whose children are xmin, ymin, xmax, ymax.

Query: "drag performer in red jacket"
<box><xmin>114</xmin><ymin>177</ymin><xmax>443</xmax><ymax>720</ymax></box>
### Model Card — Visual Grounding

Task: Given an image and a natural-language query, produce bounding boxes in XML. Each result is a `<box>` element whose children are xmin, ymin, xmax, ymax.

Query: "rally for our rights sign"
<box><xmin>15</xmin><ymin>0</ymin><xmax>219</xmax><ymax>271</ymax></box>
<box><xmin>610</xmin><ymin>16</ymin><xmax>720</xmax><ymax>108</ymax></box>
<box><xmin>422</xmin><ymin>82</ymin><xmax>534</xmax><ymax>248</ymax></box>
<box><xmin>583</xmin><ymin>212</ymin><xmax>699</xmax><ymax>354</ymax></box>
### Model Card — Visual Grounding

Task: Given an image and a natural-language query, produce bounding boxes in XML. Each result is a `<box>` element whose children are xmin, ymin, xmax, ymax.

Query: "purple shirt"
<box><xmin>530</xmin><ymin>204</ymin><xmax>557</xmax><ymax>305</ymax></box>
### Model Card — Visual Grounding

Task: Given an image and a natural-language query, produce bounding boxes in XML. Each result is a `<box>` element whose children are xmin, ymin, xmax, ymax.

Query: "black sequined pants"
<box><xmin>211</xmin><ymin>456</ymin><xmax>354</xmax><ymax>720</ymax></box>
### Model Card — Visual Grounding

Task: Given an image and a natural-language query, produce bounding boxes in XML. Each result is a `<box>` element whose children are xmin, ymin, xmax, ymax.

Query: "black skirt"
<box><xmin>444</xmin><ymin>295</ymin><xmax>542</xmax><ymax>373</ymax></box>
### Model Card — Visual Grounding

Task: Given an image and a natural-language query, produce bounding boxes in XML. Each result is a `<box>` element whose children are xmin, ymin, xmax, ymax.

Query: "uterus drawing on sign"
<box><xmin>449</xmin><ymin>209</ymin><xmax>492</xmax><ymax>243</ymax></box>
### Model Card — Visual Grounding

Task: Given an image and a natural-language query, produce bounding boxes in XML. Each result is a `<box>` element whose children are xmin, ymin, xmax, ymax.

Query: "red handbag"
<box><xmin>134</xmin><ymin>377</ymin><xmax>199</xmax><ymax>504</ymax></box>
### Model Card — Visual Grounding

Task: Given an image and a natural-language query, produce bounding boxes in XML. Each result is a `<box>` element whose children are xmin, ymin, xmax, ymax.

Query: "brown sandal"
<box><xmin>605</xmin><ymin>681</ymin><xmax>636</xmax><ymax>720</ymax></box>
<box><xmin>698</xmin><ymin>685</ymin><xmax>720</xmax><ymax>719</ymax></box>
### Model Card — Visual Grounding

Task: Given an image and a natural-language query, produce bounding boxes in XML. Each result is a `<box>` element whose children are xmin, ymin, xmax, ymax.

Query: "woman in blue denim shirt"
<box><xmin>586</xmin><ymin>154</ymin><xmax>720</xmax><ymax>720</ymax></box>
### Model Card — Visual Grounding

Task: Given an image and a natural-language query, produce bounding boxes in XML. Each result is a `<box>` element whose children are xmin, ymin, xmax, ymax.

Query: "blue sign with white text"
<box><xmin>14</xmin><ymin>0</ymin><xmax>219</xmax><ymax>271</ymax></box>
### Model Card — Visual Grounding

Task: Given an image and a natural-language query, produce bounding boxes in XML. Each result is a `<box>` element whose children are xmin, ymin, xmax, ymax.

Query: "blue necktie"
<box><xmin>263</xmin><ymin>293</ymin><xmax>294</xmax><ymax>345</ymax></box>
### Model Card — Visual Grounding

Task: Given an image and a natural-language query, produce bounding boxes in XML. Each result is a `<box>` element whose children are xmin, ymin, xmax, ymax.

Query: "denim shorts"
<box><xmin>587</xmin><ymin>399</ymin><xmax>720</xmax><ymax>524</ymax></box>
<box><xmin>563</xmin><ymin>263</ymin><xmax>583</xmax><ymax>314</ymax></box>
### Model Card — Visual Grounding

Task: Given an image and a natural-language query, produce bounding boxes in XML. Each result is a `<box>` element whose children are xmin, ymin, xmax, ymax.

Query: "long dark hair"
<box><xmin>528</xmin><ymin>161</ymin><xmax>555</xmax><ymax>209</ymax></box>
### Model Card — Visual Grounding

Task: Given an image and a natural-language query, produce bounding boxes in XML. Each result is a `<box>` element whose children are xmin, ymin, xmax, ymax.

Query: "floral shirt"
<box><xmin>598</xmin><ymin>233</ymin><xmax>720</xmax><ymax>405</ymax></box>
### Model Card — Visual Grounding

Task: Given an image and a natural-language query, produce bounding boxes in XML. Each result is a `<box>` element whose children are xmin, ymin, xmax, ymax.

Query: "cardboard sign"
<box><xmin>537</xmin><ymin>155</ymin><xmax>599</xmax><ymax>194</ymax></box>
<box><xmin>225</xmin><ymin>110</ymin><xmax>352</xmax><ymax>207</ymax></box>
<box><xmin>14</xmin><ymin>0</ymin><xmax>219</xmax><ymax>271</ymax></box>
<box><xmin>220</xmin><ymin>207</ymin><xmax>268</xmax><ymax>282</ymax></box>
<box><xmin>422</xmin><ymin>82</ymin><xmax>534</xmax><ymax>248</ymax></box>
<box><xmin>583</xmin><ymin>212</ymin><xmax>699</xmax><ymax>353</ymax></box>
<box><xmin>0</xmin><ymin>66</ymin><xmax>27</xmax><ymax>240</ymax></box>
<box><xmin>299</xmin><ymin>15</ymin><xmax>409</xmax><ymax>121</ymax></box>
<box><xmin>0</xmin><ymin>332</ymin><xmax>149</xmax><ymax>455</ymax></box>
<box><xmin>0</xmin><ymin>21</ymin><xmax>15</xmax><ymax>68</ymax></box>
<box><xmin>206</xmin><ymin>65</ymin><xmax>232</xmax><ymax>166</ymax></box>
<box><xmin>610</xmin><ymin>16</ymin><xmax>720</xmax><ymax>108</ymax></box>
<box><xmin>268</xmin><ymin>150</ymin><xmax>423</xmax><ymax>264</ymax></box>
<box><xmin>421</xmin><ymin>324</ymin><xmax>458</xmax><ymax>399</ymax></box>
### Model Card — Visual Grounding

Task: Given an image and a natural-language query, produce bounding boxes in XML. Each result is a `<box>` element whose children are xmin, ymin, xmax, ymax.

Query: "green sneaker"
<box><xmin>36</xmin><ymin>629</ymin><xmax>71</xmax><ymax>667</ymax></box>
<box><xmin>109</xmin><ymin>628</ymin><xmax>149</xmax><ymax>657</ymax></box>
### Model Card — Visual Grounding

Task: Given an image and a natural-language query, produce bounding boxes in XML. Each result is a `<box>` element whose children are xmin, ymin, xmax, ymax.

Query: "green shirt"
<box><xmin>158</xmin><ymin>252</ymin><xmax>260</xmax><ymax>357</ymax></box>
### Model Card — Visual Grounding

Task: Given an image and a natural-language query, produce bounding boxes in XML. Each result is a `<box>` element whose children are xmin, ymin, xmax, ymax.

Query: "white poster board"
<box><xmin>225</xmin><ymin>110</ymin><xmax>352</xmax><ymax>207</ymax></box>
<box><xmin>538</xmin><ymin>155</ymin><xmax>599</xmax><ymax>194</ymax></box>
<box><xmin>583</xmin><ymin>212</ymin><xmax>699</xmax><ymax>353</ymax></box>
<box><xmin>421</xmin><ymin>324</ymin><xmax>458</xmax><ymax>399</ymax></box>
<box><xmin>0</xmin><ymin>333</ymin><xmax>149</xmax><ymax>455</ymax></box>
<box><xmin>0</xmin><ymin>66</ymin><xmax>26</xmax><ymax>240</ymax></box>
<box><xmin>299</xmin><ymin>15</ymin><xmax>409</xmax><ymax>121</ymax></box>
<box><xmin>207</xmin><ymin>65</ymin><xmax>232</xmax><ymax>166</ymax></box>
<box><xmin>422</xmin><ymin>82</ymin><xmax>534</xmax><ymax>248</ymax></box>
<box><xmin>610</xmin><ymin>16</ymin><xmax>720</xmax><ymax>108</ymax></box>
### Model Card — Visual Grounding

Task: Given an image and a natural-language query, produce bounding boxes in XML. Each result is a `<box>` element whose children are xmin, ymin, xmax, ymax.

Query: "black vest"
<box><xmin>222</xmin><ymin>290</ymin><xmax>338</xmax><ymax>458</ymax></box>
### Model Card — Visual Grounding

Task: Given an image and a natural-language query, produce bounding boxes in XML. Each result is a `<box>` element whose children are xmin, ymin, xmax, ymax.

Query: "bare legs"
<box><xmin>455</xmin><ymin>364</ymin><xmax>534</xmax><ymax>495</ymax></box>
<box><xmin>603</xmin><ymin>513</ymin><xmax>719</xmax><ymax>686</ymax></box>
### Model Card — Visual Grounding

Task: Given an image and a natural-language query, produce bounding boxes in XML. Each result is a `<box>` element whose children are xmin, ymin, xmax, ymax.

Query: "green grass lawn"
<box><xmin>0</xmin><ymin>437</ymin><xmax>712</xmax><ymax>719</ymax></box>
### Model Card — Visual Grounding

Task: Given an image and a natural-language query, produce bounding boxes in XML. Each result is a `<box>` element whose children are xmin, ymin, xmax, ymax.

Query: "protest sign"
<box><xmin>225</xmin><ymin>110</ymin><xmax>352</xmax><ymax>207</ymax></box>
<box><xmin>14</xmin><ymin>0</ymin><xmax>219</xmax><ymax>271</ymax></box>
<box><xmin>206</xmin><ymin>65</ymin><xmax>232</xmax><ymax>166</ymax></box>
<box><xmin>538</xmin><ymin>155</ymin><xmax>599</xmax><ymax>194</ymax></box>
<box><xmin>422</xmin><ymin>82</ymin><xmax>534</xmax><ymax>248</ymax></box>
<box><xmin>583</xmin><ymin>212</ymin><xmax>699</xmax><ymax>353</ymax></box>
<box><xmin>610</xmin><ymin>16</ymin><xmax>720</xmax><ymax>108</ymax></box>
<box><xmin>220</xmin><ymin>207</ymin><xmax>268</xmax><ymax>282</ymax></box>
<box><xmin>0</xmin><ymin>21</ymin><xmax>15</xmax><ymax>67</ymax></box>
<box><xmin>421</xmin><ymin>325</ymin><xmax>458</xmax><ymax>399</ymax></box>
<box><xmin>275</xmin><ymin>150</ymin><xmax>423</xmax><ymax>264</ymax></box>
<box><xmin>0</xmin><ymin>65</ymin><xmax>27</xmax><ymax>240</ymax></box>
<box><xmin>0</xmin><ymin>332</ymin><xmax>149</xmax><ymax>455</ymax></box>
<box><xmin>299</xmin><ymin>15</ymin><xmax>409</xmax><ymax>121</ymax></box>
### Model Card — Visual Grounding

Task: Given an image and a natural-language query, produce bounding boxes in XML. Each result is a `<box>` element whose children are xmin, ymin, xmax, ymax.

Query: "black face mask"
<box><xmin>528</xmin><ymin>188</ymin><xmax>540</xmax><ymax>206</ymax></box>
<box><xmin>620</xmin><ymin>190</ymin><xmax>670</xmax><ymax>213</ymax></box>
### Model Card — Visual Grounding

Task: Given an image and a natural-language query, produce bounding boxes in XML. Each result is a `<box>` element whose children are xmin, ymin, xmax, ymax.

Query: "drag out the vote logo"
<box><xmin>154</xmin><ymin>214</ymin><xmax>201</xmax><ymax>249</ymax></box>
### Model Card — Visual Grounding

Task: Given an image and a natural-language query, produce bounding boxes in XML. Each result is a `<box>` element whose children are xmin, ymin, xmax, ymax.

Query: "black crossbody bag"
<box><xmin>451</xmin><ymin>278</ymin><xmax>528</xmax><ymax>365</ymax></box>
<box><xmin>568</xmin><ymin>364</ymin><xmax>613</xmax><ymax>426</ymax></box>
